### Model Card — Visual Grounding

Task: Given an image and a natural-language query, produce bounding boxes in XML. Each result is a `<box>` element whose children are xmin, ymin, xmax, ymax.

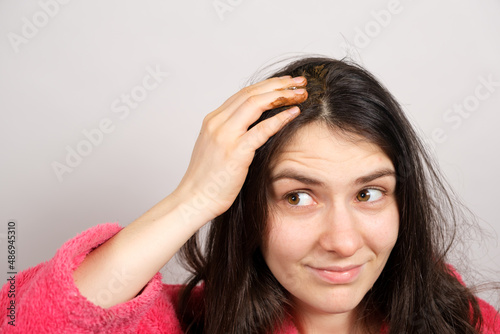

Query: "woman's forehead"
<box><xmin>271</xmin><ymin>122</ymin><xmax>390</xmax><ymax>170</ymax></box>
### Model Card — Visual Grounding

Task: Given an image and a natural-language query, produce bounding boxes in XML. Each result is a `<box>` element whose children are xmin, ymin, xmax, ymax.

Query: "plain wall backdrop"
<box><xmin>1</xmin><ymin>0</ymin><xmax>499</xmax><ymax>307</ymax></box>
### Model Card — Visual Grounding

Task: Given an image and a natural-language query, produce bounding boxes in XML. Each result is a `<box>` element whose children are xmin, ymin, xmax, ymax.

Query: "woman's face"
<box><xmin>262</xmin><ymin>122</ymin><xmax>399</xmax><ymax>322</ymax></box>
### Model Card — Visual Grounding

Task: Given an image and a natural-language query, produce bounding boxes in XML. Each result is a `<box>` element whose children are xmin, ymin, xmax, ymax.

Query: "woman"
<box><xmin>1</xmin><ymin>56</ymin><xmax>498</xmax><ymax>333</ymax></box>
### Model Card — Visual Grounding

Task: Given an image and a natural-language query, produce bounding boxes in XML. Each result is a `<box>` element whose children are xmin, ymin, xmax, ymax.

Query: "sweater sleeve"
<box><xmin>0</xmin><ymin>223</ymin><xmax>167</xmax><ymax>333</ymax></box>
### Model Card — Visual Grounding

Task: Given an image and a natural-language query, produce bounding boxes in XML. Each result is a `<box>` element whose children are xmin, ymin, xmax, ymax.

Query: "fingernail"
<box><xmin>293</xmin><ymin>76</ymin><xmax>306</xmax><ymax>84</ymax></box>
<box><xmin>288</xmin><ymin>106</ymin><xmax>300</xmax><ymax>116</ymax></box>
<box><xmin>293</xmin><ymin>88</ymin><xmax>306</xmax><ymax>94</ymax></box>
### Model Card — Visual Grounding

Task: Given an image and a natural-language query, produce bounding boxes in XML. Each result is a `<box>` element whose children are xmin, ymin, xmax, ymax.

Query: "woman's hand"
<box><xmin>174</xmin><ymin>75</ymin><xmax>308</xmax><ymax>222</ymax></box>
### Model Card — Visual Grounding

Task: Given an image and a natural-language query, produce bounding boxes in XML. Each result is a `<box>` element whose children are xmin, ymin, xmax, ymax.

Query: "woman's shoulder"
<box><xmin>446</xmin><ymin>264</ymin><xmax>499</xmax><ymax>332</ymax></box>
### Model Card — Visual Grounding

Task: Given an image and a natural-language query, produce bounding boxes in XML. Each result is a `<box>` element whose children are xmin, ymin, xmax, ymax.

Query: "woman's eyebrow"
<box><xmin>270</xmin><ymin>168</ymin><xmax>396</xmax><ymax>187</ymax></box>
<box><xmin>353</xmin><ymin>168</ymin><xmax>396</xmax><ymax>185</ymax></box>
<box><xmin>270</xmin><ymin>169</ymin><xmax>326</xmax><ymax>187</ymax></box>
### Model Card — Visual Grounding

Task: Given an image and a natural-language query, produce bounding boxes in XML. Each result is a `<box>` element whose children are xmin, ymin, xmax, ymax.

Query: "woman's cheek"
<box><xmin>268</xmin><ymin>212</ymin><xmax>319</xmax><ymax>249</ymax></box>
<box><xmin>264</xmin><ymin>219</ymin><xmax>312</xmax><ymax>291</ymax></box>
<box><xmin>361</xmin><ymin>205</ymin><xmax>399</xmax><ymax>253</ymax></box>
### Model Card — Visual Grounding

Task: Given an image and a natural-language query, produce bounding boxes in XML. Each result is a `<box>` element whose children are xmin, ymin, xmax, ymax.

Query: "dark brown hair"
<box><xmin>177</xmin><ymin>56</ymin><xmax>484</xmax><ymax>333</ymax></box>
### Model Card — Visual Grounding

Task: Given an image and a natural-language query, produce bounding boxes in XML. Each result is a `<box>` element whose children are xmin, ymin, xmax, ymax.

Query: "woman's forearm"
<box><xmin>72</xmin><ymin>189</ymin><xmax>211</xmax><ymax>308</ymax></box>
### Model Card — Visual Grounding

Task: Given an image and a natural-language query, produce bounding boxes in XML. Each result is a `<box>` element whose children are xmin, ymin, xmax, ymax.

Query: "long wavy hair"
<box><xmin>176</xmin><ymin>56</ymin><xmax>484</xmax><ymax>333</ymax></box>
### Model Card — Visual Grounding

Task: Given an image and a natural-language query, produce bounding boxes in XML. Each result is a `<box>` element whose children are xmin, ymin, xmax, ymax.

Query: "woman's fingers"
<box><xmin>215</xmin><ymin>76</ymin><xmax>290</xmax><ymax>111</ymax></box>
<box><xmin>227</xmin><ymin>88</ymin><xmax>307</xmax><ymax>131</ymax></box>
<box><xmin>211</xmin><ymin>76</ymin><xmax>307</xmax><ymax>123</ymax></box>
<box><xmin>240</xmin><ymin>106</ymin><xmax>301</xmax><ymax>152</ymax></box>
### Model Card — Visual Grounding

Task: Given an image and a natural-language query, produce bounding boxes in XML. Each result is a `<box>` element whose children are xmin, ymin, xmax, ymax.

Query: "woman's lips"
<box><xmin>307</xmin><ymin>264</ymin><xmax>363</xmax><ymax>284</ymax></box>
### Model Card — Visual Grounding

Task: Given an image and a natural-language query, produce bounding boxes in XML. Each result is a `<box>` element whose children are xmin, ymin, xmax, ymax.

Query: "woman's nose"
<box><xmin>318</xmin><ymin>204</ymin><xmax>364</xmax><ymax>257</ymax></box>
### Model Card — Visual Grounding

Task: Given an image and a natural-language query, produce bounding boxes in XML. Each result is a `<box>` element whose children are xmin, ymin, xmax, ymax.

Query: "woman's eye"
<box><xmin>286</xmin><ymin>192</ymin><xmax>314</xmax><ymax>206</ymax></box>
<box><xmin>356</xmin><ymin>188</ymin><xmax>383</xmax><ymax>202</ymax></box>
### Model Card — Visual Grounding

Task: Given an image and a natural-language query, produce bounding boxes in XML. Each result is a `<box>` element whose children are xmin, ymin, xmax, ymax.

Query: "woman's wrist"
<box><xmin>132</xmin><ymin>188</ymin><xmax>215</xmax><ymax>238</ymax></box>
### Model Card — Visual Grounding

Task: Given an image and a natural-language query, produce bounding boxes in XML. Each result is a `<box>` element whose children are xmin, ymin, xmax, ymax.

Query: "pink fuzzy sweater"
<box><xmin>0</xmin><ymin>223</ymin><xmax>498</xmax><ymax>333</ymax></box>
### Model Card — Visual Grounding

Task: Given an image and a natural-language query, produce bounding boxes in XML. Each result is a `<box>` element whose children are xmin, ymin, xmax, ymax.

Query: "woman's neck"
<box><xmin>295</xmin><ymin>312</ymin><xmax>354</xmax><ymax>334</ymax></box>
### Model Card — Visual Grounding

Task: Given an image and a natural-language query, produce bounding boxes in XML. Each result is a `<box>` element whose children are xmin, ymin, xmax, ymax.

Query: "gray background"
<box><xmin>1</xmin><ymin>0</ymin><xmax>499</xmax><ymax>306</ymax></box>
